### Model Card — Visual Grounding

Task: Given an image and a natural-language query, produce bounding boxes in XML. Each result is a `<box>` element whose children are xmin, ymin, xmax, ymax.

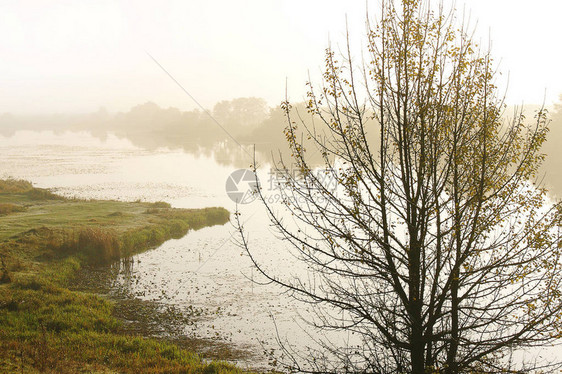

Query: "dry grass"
<box><xmin>0</xmin><ymin>203</ymin><xmax>26</xmax><ymax>215</ymax></box>
<box><xmin>0</xmin><ymin>179</ymin><xmax>33</xmax><ymax>193</ymax></box>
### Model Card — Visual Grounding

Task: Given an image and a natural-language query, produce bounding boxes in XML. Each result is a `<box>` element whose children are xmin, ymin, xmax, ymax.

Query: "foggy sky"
<box><xmin>1</xmin><ymin>0</ymin><xmax>561</xmax><ymax>115</ymax></box>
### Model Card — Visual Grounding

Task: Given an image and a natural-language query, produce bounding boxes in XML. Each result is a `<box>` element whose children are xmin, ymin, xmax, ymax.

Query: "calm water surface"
<box><xmin>0</xmin><ymin>130</ymin><xmax>318</xmax><ymax>370</ymax></box>
<box><xmin>1</xmin><ymin>130</ymin><xmax>559</xmax><ymax>370</ymax></box>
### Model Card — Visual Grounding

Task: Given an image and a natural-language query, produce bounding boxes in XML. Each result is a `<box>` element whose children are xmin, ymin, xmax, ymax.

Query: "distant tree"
<box><xmin>243</xmin><ymin>102</ymin><xmax>328</xmax><ymax>167</ymax></box>
<box><xmin>237</xmin><ymin>0</ymin><xmax>562</xmax><ymax>372</ymax></box>
<box><xmin>213</xmin><ymin>97</ymin><xmax>269</xmax><ymax>129</ymax></box>
<box><xmin>541</xmin><ymin>94</ymin><xmax>562</xmax><ymax>196</ymax></box>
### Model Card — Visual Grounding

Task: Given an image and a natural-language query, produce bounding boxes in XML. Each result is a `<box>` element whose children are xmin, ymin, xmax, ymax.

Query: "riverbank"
<box><xmin>0</xmin><ymin>179</ymin><xmax>247</xmax><ymax>373</ymax></box>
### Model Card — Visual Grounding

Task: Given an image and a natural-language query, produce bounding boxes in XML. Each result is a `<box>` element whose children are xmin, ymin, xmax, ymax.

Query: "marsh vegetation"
<box><xmin>0</xmin><ymin>179</ymin><xmax>243</xmax><ymax>373</ymax></box>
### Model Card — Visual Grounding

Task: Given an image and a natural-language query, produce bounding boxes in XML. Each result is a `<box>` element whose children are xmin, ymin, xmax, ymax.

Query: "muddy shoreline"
<box><xmin>69</xmin><ymin>257</ymin><xmax>260</xmax><ymax>367</ymax></box>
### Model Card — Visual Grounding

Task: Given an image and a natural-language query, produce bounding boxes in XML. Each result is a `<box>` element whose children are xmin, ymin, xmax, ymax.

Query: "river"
<box><xmin>0</xmin><ymin>130</ymin><xmax>321</xmax><ymax>370</ymax></box>
<box><xmin>1</xmin><ymin>129</ymin><xmax>560</xmax><ymax>371</ymax></box>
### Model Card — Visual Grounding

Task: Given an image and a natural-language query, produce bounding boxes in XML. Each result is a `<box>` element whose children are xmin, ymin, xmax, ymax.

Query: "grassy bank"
<box><xmin>0</xmin><ymin>179</ymin><xmax>245</xmax><ymax>373</ymax></box>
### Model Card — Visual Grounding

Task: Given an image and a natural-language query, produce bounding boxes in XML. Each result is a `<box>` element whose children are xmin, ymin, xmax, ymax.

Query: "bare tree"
<box><xmin>237</xmin><ymin>0</ymin><xmax>562</xmax><ymax>372</ymax></box>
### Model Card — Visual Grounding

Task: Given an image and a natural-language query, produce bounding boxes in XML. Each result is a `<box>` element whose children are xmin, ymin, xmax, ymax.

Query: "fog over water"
<box><xmin>2</xmin><ymin>0</ymin><xmax>562</xmax><ymax>370</ymax></box>
<box><xmin>1</xmin><ymin>127</ymin><xmax>560</xmax><ymax>369</ymax></box>
<box><xmin>0</xmin><ymin>130</ymin><xmax>351</xmax><ymax>369</ymax></box>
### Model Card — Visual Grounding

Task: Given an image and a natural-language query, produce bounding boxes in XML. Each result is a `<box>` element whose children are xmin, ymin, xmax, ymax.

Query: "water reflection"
<box><xmin>3</xmin><ymin>99</ymin><xmax>562</xmax><ymax>196</ymax></box>
<box><xmin>0</xmin><ymin>129</ymin><xmax>320</xmax><ymax>369</ymax></box>
<box><xmin>0</xmin><ymin>100</ymin><xmax>328</xmax><ymax>169</ymax></box>
<box><xmin>2</xmin><ymin>99</ymin><xmax>562</xmax><ymax>368</ymax></box>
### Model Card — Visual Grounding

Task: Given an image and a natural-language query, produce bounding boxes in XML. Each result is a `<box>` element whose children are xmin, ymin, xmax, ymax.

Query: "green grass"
<box><xmin>0</xmin><ymin>179</ymin><xmax>246</xmax><ymax>373</ymax></box>
<box><xmin>0</xmin><ymin>203</ymin><xmax>26</xmax><ymax>216</ymax></box>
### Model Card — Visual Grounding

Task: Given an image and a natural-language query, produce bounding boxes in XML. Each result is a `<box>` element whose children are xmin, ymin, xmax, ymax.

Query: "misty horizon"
<box><xmin>1</xmin><ymin>1</ymin><xmax>562</xmax><ymax>371</ymax></box>
<box><xmin>3</xmin><ymin>1</ymin><xmax>562</xmax><ymax>115</ymax></box>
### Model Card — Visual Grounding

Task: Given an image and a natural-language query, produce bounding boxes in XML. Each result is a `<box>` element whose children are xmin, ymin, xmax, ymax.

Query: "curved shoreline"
<box><xmin>70</xmin><ymin>257</ymin><xmax>257</xmax><ymax>366</ymax></box>
<box><xmin>0</xmin><ymin>180</ymin><xmax>254</xmax><ymax>373</ymax></box>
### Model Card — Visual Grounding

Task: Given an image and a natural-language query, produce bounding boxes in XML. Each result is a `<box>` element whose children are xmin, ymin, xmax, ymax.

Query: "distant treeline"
<box><xmin>0</xmin><ymin>97</ymin><xmax>306</xmax><ymax>168</ymax></box>
<box><xmin>2</xmin><ymin>96</ymin><xmax>562</xmax><ymax>196</ymax></box>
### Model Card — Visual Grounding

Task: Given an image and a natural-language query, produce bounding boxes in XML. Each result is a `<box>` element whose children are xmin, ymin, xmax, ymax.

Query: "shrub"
<box><xmin>26</xmin><ymin>188</ymin><xmax>62</xmax><ymax>201</ymax></box>
<box><xmin>0</xmin><ymin>203</ymin><xmax>26</xmax><ymax>215</ymax></box>
<box><xmin>0</xmin><ymin>179</ymin><xmax>33</xmax><ymax>193</ymax></box>
<box><xmin>41</xmin><ymin>228</ymin><xmax>78</xmax><ymax>256</ymax></box>
<box><xmin>169</xmin><ymin>219</ymin><xmax>190</xmax><ymax>238</ymax></box>
<box><xmin>77</xmin><ymin>228</ymin><xmax>120</xmax><ymax>264</ymax></box>
<box><xmin>149</xmin><ymin>201</ymin><xmax>171</xmax><ymax>209</ymax></box>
